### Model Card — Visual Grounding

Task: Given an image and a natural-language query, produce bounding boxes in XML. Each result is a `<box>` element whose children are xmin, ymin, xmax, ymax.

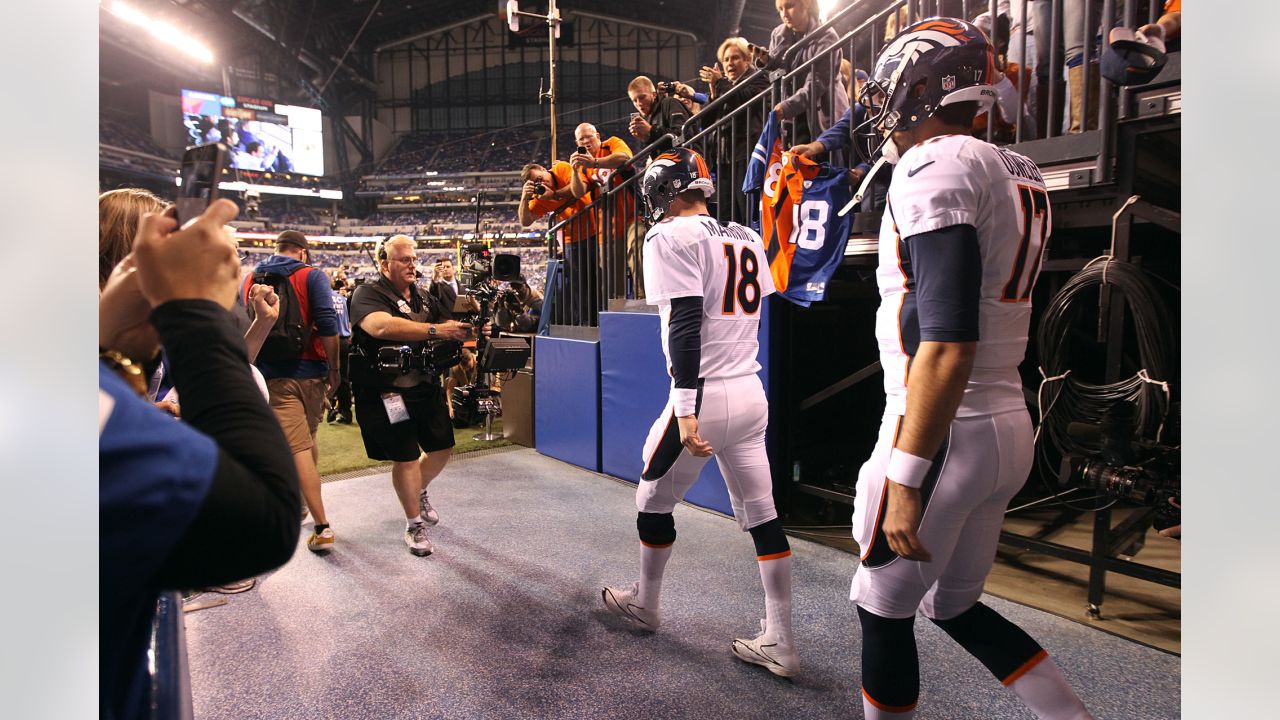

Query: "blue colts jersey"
<box><xmin>762</xmin><ymin>153</ymin><xmax>854</xmax><ymax>306</ymax></box>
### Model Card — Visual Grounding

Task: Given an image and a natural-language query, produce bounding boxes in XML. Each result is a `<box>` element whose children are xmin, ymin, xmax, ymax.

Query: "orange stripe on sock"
<box><xmin>862</xmin><ymin>688</ymin><xmax>916</xmax><ymax>713</ymax></box>
<box><xmin>1002</xmin><ymin>649</ymin><xmax>1049</xmax><ymax>686</ymax></box>
<box><xmin>640</xmin><ymin>541</ymin><xmax>673</xmax><ymax>549</ymax></box>
<box><xmin>757</xmin><ymin>550</ymin><xmax>792</xmax><ymax>562</ymax></box>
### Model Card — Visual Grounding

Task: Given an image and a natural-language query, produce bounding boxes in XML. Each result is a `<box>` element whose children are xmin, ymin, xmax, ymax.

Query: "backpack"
<box><xmin>246</xmin><ymin>266</ymin><xmax>314</xmax><ymax>362</ymax></box>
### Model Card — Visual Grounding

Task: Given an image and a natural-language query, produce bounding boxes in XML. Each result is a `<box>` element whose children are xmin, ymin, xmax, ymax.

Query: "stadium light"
<box><xmin>104</xmin><ymin>1</ymin><xmax>216</xmax><ymax>64</ymax></box>
<box><xmin>819</xmin><ymin>0</ymin><xmax>839</xmax><ymax>21</ymax></box>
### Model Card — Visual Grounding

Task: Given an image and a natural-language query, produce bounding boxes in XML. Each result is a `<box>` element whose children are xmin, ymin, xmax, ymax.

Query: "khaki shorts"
<box><xmin>266</xmin><ymin>377</ymin><xmax>326</xmax><ymax>454</ymax></box>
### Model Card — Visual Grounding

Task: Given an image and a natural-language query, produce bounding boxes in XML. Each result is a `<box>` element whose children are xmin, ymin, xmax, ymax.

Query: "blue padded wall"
<box><xmin>599</xmin><ymin>303</ymin><xmax>772</xmax><ymax>518</ymax></box>
<box><xmin>534</xmin><ymin>336</ymin><xmax>601</xmax><ymax>471</ymax></box>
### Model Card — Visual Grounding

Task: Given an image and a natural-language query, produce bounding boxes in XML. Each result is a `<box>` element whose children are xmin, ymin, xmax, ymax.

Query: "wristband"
<box><xmin>671</xmin><ymin>388</ymin><xmax>697</xmax><ymax>418</ymax></box>
<box><xmin>886</xmin><ymin>448</ymin><xmax>932</xmax><ymax>489</ymax></box>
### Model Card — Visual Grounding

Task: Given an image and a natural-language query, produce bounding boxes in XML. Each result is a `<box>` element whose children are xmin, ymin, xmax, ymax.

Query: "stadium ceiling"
<box><xmin>101</xmin><ymin>1</ymin><xmax>788</xmax><ymax>89</ymax></box>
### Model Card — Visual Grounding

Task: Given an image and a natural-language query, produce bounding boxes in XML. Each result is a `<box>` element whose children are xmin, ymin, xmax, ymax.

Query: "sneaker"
<box><xmin>405</xmin><ymin>522</ymin><xmax>433</xmax><ymax>556</ymax></box>
<box><xmin>325</xmin><ymin>409</ymin><xmax>337</xmax><ymax>424</ymax></box>
<box><xmin>307</xmin><ymin>527</ymin><xmax>335</xmax><ymax>553</ymax></box>
<box><xmin>419</xmin><ymin>490</ymin><xmax>440</xmax><ymax>526</ymax></box>
<box><xmin>601</xmin><ymin>581</ymin><xmax>660</xmax><ymax>631</ymax></box>
<box><xmin>209</xmin><ymin>577</ymin><xmax>256</xmax><ymax>594</ymax></box>
<box><xmin>336</xmin><ymin>413</ymin><xmax>353</xmax><ymax>425</ymax></box>
<box><xmin>732</xmin><ymin>619</ymin><xmax>799</xmax><ymax>678</ymax></box>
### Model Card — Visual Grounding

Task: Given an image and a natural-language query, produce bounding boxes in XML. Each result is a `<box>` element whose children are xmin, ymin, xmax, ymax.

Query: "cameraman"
<box><xmin>497</xmin><ymin>276</ymin><xmax>543</xmax><ymax>334</ymax></box>
<box><xmin>348</xmin><ymin>235</ymin><xmax>485</xmax><ymax>556</ymax></box>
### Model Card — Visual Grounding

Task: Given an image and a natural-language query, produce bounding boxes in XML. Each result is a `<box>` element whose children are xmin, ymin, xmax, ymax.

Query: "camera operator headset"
<box><xmin>346</xmin><ymin>235</ymin><xmax>490</xmax><ymax>555</ymax></box>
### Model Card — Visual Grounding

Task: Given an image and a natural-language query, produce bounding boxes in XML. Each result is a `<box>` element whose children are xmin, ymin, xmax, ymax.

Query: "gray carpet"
<box><xmin>185</xmin><ymin>448</ymin><xmax>1179</xmax><ymax>719</ymax></box>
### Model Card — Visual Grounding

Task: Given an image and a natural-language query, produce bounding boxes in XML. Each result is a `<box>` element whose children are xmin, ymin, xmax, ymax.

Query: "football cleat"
<box><xmin>732</xmin><ymin>619</ymin><xmax>799</xmax><ymax>678</ymax></box>
<box><xmin>601</xmin><ymin>581</ymin><xmax>661</xmax><ymax>631</ymax></box>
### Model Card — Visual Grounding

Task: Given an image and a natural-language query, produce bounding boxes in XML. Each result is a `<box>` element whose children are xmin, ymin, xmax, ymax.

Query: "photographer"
<box><xmin>627</xmin><ymin>76</ymin><xmax>689</xmax><ymax>150</ymax></box>
<box><xmin>518</xmin><ymin>161</ymin><xmax>594</xmax><ymax>324</ymax></box>
<box><xmin>496</xmin><ymin>276</ymin><xmax>543</xmax><ymax>334</ymax></box>
<box><xmin>348</xmin><ymin>235</ymin><xmax>485</xmax><ymax>557</ymax></box>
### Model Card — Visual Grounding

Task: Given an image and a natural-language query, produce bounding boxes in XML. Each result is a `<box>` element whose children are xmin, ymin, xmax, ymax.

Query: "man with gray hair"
<box><xmin>347</xmin><ymin>235</ymin><xmax>482</xmax><ymax>556</ymax></box>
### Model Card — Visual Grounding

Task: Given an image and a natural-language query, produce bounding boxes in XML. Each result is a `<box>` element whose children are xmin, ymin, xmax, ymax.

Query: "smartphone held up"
<box><xmin>176</xmin><ymin>142</ymin><xmax>231</xmax><ymax>226</ymax></box>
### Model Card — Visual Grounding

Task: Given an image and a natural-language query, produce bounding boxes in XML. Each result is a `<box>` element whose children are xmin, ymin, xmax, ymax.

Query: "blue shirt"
<box><xmin>332</xmin><ymin>292</ymin><xmax>351</xmax><ymax>338</ymax></box>
<box><xmin>816</xmin><ymin>103</ymin><xmax>873</xmax><ymax>175</ymax></box>
<box><xmin>100</xmin><ymin>362</ymin><xmax>217</xmax><ymax>719</ymax></box>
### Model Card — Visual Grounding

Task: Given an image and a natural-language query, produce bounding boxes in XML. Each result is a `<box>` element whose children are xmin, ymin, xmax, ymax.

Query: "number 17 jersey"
<box><xmin>643</xmin><ymin>215</ymin><xmax>776</xmax><ymax>381</ymax></box>
<box><xmin>877</xmin><ymin>134</ymin><xmax>1052</xmax><ymax>418</ymax></box>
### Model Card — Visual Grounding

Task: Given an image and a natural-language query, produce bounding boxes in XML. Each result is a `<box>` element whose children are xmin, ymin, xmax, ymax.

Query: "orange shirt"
<box><xmin>526</xmin><ymin>161</ymin><xmax>593</xmax><ymax>244</ymax></box>
<box><xmin>579</xmin><ymin>136</ymin><xmax>637</xmax><ymax>245</ymax></box>
<box><xmin>1164</xmin><ymin>0</ymin><xmax>1180</xmax><ymax>13</ymax></box>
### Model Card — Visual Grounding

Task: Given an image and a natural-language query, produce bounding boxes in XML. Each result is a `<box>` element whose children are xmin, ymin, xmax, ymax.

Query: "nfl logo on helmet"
<box><xmin>942</xmin><ymin>75</ymin><xmax>956</xmax><ymax>91</ymax></box>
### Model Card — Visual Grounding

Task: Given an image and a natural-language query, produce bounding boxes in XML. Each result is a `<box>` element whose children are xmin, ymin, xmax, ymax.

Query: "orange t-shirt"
<box><xmin>579</xmin><ymin>136</ymin><xmax>637</xmax><ymax>245</ymax></box>
<box><xmin>1164</xmin><ymin>0</ymin><xmax>1180</xmax><ymax>14</ymax></box>
<box><xmin>526</xmin><ymin>160</ymin><xmax>594</xmax><ymax>244</ymax></box>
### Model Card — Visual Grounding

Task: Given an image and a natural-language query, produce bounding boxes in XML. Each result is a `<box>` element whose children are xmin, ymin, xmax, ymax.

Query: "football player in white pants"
<box><xmin>600</xmin><ymin>147</ymin><xmax>799</xmax><ymax>678</ymax></box>
<box><xmin>847</xmin><ymin>18</ymin><xmax>1092</xmax><ymax>719</ymax></box>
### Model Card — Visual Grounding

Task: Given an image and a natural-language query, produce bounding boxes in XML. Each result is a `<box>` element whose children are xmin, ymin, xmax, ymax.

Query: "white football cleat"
<box><xmin>601</xmin><ymin>581</ymin><xmax>660</xmax><ymax>631</ymax></box>
<box><xmin>732</xmin><ymin>619</ymin><xmax>799</xmax><ymax>678</ymax></box>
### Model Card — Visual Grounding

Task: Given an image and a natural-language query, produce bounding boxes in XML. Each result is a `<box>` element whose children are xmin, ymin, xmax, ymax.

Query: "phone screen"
<box><xmin>176</xmin><ymin>143</ymin><xmax>228</xmax><ymax>225</ymax></box>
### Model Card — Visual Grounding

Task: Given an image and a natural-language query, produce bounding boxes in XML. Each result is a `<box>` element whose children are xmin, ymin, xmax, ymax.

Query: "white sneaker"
<box><xmin>419</xmin><ymin>490</ymin><xmax>440</xmax><ymax>526</ymax></box>
<box><xmin>601</xmin><ymin>581</ymin><xmax>660</xmax><ymax>631</ymax></box>
<box><xmin>404</xmin><ymin>522</ymin><xmax>433</xmax><ymax>556</ymax></box>
<box><xmin>732</xmin><ymin>619</ymin><xmax>799</xmax><ymax>678</ymax></box>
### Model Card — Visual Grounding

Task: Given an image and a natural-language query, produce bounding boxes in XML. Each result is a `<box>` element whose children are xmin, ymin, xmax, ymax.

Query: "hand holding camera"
<box><xmin>133</xmin><ymin>198</ymin><xmax>242</xmax><ymax>310</ymax></box>
<box><xmin>629</xmin><ymin>113</ymin><xmax>652</xmax><ymax>141</ymax></box>
<box><xmin>569</xmin><ymin>146</ymin><xmax>596</xmax><ymax>171</ymax></box>
<box><xmin>522</xmin><ymin>179</ymin><xmax>546</xmax><ymax>198</ymax></box>
<box><xmin>433</xmin><ymin>320</ymin><xmax>476</xmax><ymax>342</ymax></box>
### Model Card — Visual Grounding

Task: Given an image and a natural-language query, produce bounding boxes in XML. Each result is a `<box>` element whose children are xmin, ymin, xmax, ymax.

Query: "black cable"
<box><xmin>1033</xmin><ymin>257</ymin><xmax>1175</xmax><ymax>512</ymax></box>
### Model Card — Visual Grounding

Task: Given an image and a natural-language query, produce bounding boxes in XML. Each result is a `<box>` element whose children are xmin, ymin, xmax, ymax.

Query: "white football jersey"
<box><xmin>876</xmin><ymin>134</ymin><xmax>1051</xmax><ymax>417</ymax></box>
<box><xmin>643</xmin><ymin>214</ymin><xmax>776</xmax><ymax>381</ymax></box>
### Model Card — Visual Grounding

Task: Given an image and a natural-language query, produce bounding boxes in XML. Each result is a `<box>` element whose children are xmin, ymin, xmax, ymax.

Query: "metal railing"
<box><xmin>537</xmin><ymin>0</ymin><xmax>1168</xmax><ymax>329</ymax></box>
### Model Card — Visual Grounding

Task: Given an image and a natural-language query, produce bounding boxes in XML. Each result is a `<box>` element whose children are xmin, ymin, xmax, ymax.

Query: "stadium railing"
<box><xmin>527</xmin><ymin>0</ymin><xmax>1160</xmax><ymax>331</ymax></box>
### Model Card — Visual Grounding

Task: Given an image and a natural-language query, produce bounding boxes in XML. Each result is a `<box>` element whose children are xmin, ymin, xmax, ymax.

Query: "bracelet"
<box><xmin>100</xmin><ymin>349</ymin><xmax>149</xmax><ymax>398</ymax></box>
<box><xmin>886</xmin><ymin>448</ymin><xmax>933</xmax><ymax>489</ymax></box>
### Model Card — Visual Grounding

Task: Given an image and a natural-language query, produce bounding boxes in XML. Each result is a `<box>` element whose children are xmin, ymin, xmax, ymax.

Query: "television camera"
<box><xmin>1059</xmin><ymin>402</ymin><xmax>1180</xmax><ymax>535</ymax></box>
<box><xmin>452</xmin><ymin>244</ymin><xmax>532</xmax><ymax>440</ymax></box>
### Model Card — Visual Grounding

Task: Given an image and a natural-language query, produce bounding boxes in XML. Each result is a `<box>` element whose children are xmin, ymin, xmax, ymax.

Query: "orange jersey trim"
<box><xmin>641</xmin><ymin>541</ymin><xmax>674</xmax><ymax>549</ymax></box>
<box><xmin>756</xmin><ymin>550</ymin><xmax>792</xmax><ymax>562</ymax></box>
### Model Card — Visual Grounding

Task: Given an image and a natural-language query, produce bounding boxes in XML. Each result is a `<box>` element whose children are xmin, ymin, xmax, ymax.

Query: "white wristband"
<box><xmin>671</xmin><ymin>388</ymin><xmax>697</xmax><ymax>418</ymax></box>
<box><xmin>886</xmin><ymin>448</ymin><xmax>933</xmax><ymax>489</ymax></box>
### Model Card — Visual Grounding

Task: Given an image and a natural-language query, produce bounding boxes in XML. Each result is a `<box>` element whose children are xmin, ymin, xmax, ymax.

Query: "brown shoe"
<box><xmin>307</xmin><ymin>527</ymin><xmax>335</xmax><ymax>552</ymax></box>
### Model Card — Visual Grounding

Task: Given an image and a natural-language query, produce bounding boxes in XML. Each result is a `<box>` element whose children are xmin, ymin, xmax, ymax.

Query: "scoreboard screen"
<box><xmin>181</xmin><ymin>89</ymin><xmax>324</xmax><ymax>176</ymax></box>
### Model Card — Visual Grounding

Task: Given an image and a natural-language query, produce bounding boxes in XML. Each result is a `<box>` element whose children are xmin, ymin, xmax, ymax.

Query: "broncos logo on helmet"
<box><xmin>641</xmin><ymin>147</ymin><xmax>715</xmax><ymax>223</ymax></box>
<box><xmin>853</xmin><ymin>17</ymin><xmax>996</xmax><ymax>164</ymax></box>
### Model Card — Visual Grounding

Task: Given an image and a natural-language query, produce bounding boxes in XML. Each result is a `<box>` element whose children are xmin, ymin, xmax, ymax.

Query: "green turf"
<box><xmin>315</xmin><ymin>417</ymin><xmax>510</xmax><ymax>477</ymax></box>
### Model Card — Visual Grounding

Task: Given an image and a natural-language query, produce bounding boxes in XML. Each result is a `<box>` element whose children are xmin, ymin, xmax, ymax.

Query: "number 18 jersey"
<box><xmin>877</xmin><ymin>134</ymin><xmax>1052</xmax><ymax>418</ymax></box>
<box><xmin>643</xmin><ymin>215</ymin><xmax>776</xmax><ymax>381</ymax></box>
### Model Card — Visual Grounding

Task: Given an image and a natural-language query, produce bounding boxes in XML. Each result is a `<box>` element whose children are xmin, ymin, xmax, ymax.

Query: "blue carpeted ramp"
<box><xmin>534</xmin><ymin>335</ymin><xmax>600</xmax><ymax>471</ymax></box>
<box><xmin>599</xmin><ymin>305</ymin><xmax>771</xmax><ymax>518</ymax></box>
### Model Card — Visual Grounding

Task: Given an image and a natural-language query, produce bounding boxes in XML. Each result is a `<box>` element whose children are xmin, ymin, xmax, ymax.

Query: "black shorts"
<box><xmin>353</xmin><ymin>382</ymin><xmax>455</xmax><ymax>462</ymax></box>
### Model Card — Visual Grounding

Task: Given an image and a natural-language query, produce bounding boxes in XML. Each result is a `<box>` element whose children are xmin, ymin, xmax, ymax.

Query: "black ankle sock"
<box><xmin>314</xmin><ymin>523</ymin><xmax>330</xmax><ymax>533</ymax></box>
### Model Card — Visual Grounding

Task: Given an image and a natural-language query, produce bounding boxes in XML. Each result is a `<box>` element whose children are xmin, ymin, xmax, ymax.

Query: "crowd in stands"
<box><xmin>375</xmin><ymin>128</ymin><xmax>546</xmax><ymax>176</ymax></box>
<box><xmin>100</xmin><ymin>116</ymin><xmax>176</xmax><ymax>158</ymax></box>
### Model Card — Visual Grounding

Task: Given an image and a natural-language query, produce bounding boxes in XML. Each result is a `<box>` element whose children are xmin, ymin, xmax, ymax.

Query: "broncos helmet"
<box><xmin>640</xmin><ymin>147</ymin><xmax>715</xmax><ymax>223</ymax></box>
<box><xmin>854</xmin><ymin>18</ymin><xmax>997</xmax><ymax>164</ymax></box>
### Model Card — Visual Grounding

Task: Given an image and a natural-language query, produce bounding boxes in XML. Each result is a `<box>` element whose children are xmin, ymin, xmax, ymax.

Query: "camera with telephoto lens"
<box><xmin>533</xmin><ymin>182</ymin><xmax>547</xmax><ymax>196</ymax></box>
<box><xmin>1059</xmin><ymin>402</ymin><xmax>1180</xmax><ymax>533</ymax></box>
<box><xmin>375</xmin><ymin>343</ymin><xmax>461</xmax><ymax>375</ymax></box>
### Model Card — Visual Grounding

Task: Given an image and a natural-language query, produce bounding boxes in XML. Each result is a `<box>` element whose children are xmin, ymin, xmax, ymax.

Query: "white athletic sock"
<box><xmin>1006</xmin><ymin>654</ymin><xmax>1092</xmax><ymax>720</ymax></box>
<box><xmin>637</xmin><ymin>543</ymin><xmax>673</xmax><ymax>610</ymax></box>
<box><xmin>407</xmin><ymin>514</ymin><xmax>424</xmax><ymax>528</ymax></box>
<box><xmin>757</xmin><ymin>552</ymin><xmax>793</xmax><ymax>645</ymax></box>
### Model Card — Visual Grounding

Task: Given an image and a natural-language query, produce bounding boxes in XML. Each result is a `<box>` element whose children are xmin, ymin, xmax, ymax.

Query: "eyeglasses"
<box><xmin>389</xmin><ymin>256</ymin><xmax>417</xmax><ymax>266</ymax></box>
